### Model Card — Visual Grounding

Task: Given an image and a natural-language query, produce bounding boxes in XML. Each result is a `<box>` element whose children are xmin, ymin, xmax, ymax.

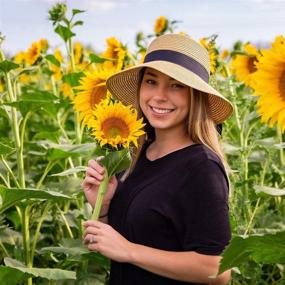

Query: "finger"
<box><xmin>88</xmin><ymin>159</ymin><xmax>105</xmax><ymax>174</ymax></box>
<box><xmin>83</xmin><ymin>226</ymin><xmax>100</xmax><ymax>238</ymax></box>
<box><xmin>86</xmin><ymin>167</ymin><xmax>104</xmax><ymax>180</ymax></box>
<box><xmin>83</xmin><ymin>220</ymin><xmax>103</xmax><ymax>228</ymax></box>
<box><xmin>83</xmin><ymin>233</ymin><xmax>98</xmax><ymax>245</ymax></box>
<box><xmin>82</xmin><ymin>176</ymin><xmax>101</xmax><ymax>187</ymax></box>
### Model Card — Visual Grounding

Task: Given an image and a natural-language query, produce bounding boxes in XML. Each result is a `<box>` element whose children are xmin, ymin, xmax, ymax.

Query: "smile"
<box><xmin>150</xmin><ymin>106</ymin><xmax>175</xmax><ymax>114</ymax></box>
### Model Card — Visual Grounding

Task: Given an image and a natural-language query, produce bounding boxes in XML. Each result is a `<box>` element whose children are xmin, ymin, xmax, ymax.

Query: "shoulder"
<box><xmin>184</xmin><ymin>144</ymin><xmax>228</xmax><ymax>186</ymax></box>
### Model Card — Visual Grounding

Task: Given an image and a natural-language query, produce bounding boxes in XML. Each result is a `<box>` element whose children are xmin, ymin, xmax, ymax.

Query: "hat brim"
<box><xmin>106</xmin><ymin>61</ymin><xmax>233</xmax><ymax>124</ymax></box>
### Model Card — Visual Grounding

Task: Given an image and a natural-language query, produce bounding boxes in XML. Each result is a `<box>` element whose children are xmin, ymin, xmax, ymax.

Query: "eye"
<box><xmin>171</xmin><ymin>83</ymin><xmax>185</xmax><ymax>89</ymax></box>
<box><xmin>144</xmin><ymin>79</ymin><xmax>156</xmax><ymax>85</ymax></box>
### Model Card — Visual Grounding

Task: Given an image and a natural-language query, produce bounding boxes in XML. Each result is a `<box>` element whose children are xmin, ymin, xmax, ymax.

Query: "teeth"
<box><xmin>152</xmin><ymin>107</ymin><xmax>173</xmax><ymax>114</ymax></box>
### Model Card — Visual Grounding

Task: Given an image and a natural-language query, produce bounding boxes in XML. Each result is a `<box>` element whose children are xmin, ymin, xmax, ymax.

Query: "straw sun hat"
<box><xmin>106</xmin><ymin>33</ymin><xmax>233</xmax><ymax>124</ymax></box>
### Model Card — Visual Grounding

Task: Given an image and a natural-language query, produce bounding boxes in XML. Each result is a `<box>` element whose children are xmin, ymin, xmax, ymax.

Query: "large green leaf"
<box><xmin>219</xmin><ymin>231</ymin><xmax>285</xmax><ymax>274</ymax></box>
<box><xmin>0</xmin><ymin>60</ymin><xmax>19</xmax><ymax>73</ymax></box>
<box><xmin>41</xmin><ymin>239</ymin><xmax>110</xmax><ymax>269</ymax></box>
<box><xmin>102</xmin><ymin>148</ymin><xmax>132</xmax><ymax>177</ymax></box>
<box><xmin>4</xmin><ymin>257</ymin><xmax>76</xmax><ymax>281</ymax></box>
<box><xmin>1</xmin><ymin>90</ymin><xmax>61</xmax><ymax>116</ymax></box>
<box><xmin>0</xmin><ymin>265</ymin><xmax>29</xmax><ymax>285</ymax></box>
<box><xmin>254</xmin><ymin>185</ymin><xmax>285</xmax><ymax>197</ymax></box>
<box><xmin>0</xmin><ymin>187</ymin><xmax>72</xmax><ymax>214</ymax></box>
<box><xmin>42</xmin><ymin>142</ymin><xmax>96</xmax><ymax>161</ymax></box>
<box><xmin>51</xmin><ymin>166</ymin><xmax>87</xmax><ymax>176</ymax></box>
<box><xmin>62</xmin><ymin>72</ymin><xmax>84</xmax><ymax>87</ymax></box>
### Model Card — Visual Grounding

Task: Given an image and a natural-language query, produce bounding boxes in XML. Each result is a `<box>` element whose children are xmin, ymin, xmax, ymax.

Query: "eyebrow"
<box><xmin>145</xmin><ymin>71</ymin><xmax>177</xmax><ymax>81</ymax></box>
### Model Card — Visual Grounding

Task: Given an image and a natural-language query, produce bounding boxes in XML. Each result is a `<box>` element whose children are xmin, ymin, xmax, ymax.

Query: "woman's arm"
<box><xmin>83</xmin><ymin>220</ymin><xmax>231</xmax><ymax>285</ymax></box>
<box><xmin>128</xmin><ymin>242</ymin><xmax>230</xmax><ymax>285</ymax></box>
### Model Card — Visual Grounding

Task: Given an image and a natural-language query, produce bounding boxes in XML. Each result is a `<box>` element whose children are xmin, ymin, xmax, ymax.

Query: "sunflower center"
<box><xmin>102</xmin><ymin>117</ymin><xmax>129</xmax><ymax>139</ymax></box>
<box><xmin>90</xmin><ymin>85</ymin><xmax>107</xmax><ymax>108</ymax></box>
<box><xmin>248</xmin><ymin>56</ymin><xmax>257</xmax><ymax>73</ymax></box>
<box><xmin>279</xmin><ymin>70</ymin><xmax>285</xmax><ymax>100</ymax></box>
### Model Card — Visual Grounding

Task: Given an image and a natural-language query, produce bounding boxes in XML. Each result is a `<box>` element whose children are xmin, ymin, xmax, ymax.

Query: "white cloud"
<box><xmin>88</xmin><ymin>0</ymin><xmax>118</xmax><ymax>12</ymax></box>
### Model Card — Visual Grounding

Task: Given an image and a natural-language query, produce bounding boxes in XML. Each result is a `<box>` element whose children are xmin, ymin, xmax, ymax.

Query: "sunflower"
<box><xmin>60</xmin><ymin>83</ymin><xmax>73</xmax><ymax>99</ymax></box>
<box><xmin>101</xmin><ymin>37</ymin><xmax>126</xmax><ymax>70</ymax></box>
<box><xmin>14</xmin><ymin>51</ymin><xmax>26</xmax><ymax>64</ymax></box>
<box><xmin>251</xmin><ymin>36</ymin><xmax>285</xmax><ymax>132</ymax></box>
<box><xmin>25</xmin><ymin>42</ymin><xmax>42</xmax><ymax>65</ymax></box>
<box><xmin>73</xmin><ymin>66</ymin><xmax>117</xmax><ymax>125</ymax></box>
<box><xmin>73</xmin><ymin>42</ymin><xmax>83</xmax><ymax>65</ymax></box>
<box><xmin>230</xmin><ymin>43</ymin><xmax>259</xmax><ymax>87</ymax></box>
<box><xmin>88</xmin><ymin>99</ymin><xmax>145</xmax><ymax>149</ymax></box>
<box><xmin>199</xmin><ymin>37</ymin><xmax>218</xmax><ymax>74</ymax></box>
<box><xmin>154</xmin><ymin>16</ymin><xmax>168</xmax><ymax>35</ymax></box>
<box><xmin>50</xmin><ymin>48</ymin><xmax>64</xmax><ymax>80</ymax></box>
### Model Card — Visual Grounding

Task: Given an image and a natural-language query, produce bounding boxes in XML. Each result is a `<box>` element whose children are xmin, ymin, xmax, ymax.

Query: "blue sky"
<box><xmin>1</xmin><ymin>0</ymin><xmax>285</xmax><ymax>55</ymax></box>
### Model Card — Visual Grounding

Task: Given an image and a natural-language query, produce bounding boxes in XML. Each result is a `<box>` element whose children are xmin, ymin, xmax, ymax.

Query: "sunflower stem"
<box><xmin>91</xmin><ymin>167</ymin><xmax>109</xmax><ymax>220</ymax></box>
<box><xmin>3</xmin><ymin>69</ymin><xmax>25</xmax><ymax>188</ymax></box>
<box><xmin>277</xmin><ymin>128</ymin><xmax>284</xmax><ymax>166</ymax></box>
<box><xmin>66</xmin><ymin>26</ymin><xmax>82</xmax><ymax>166</ymax></box>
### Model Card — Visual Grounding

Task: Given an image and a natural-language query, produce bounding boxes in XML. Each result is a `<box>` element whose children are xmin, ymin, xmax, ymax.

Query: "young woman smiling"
<box><xmin>82</xmin><ymin>33</ymin><xmax>233</xmax><ymax>285</ymax></box>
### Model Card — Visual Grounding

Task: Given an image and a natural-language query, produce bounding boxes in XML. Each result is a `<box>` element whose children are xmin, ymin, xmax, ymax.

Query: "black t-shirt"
<box><xmin>108</xmin><ymin>140</ymin><xmax>231</xmax><ymax>285</ymax></box>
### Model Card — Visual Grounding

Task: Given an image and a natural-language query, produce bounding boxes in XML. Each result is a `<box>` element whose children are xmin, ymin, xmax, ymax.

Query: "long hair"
<box><xmin>120</xmin><ymin>70</ymin><xmax>228</xmax><ymax>182</ymax></box>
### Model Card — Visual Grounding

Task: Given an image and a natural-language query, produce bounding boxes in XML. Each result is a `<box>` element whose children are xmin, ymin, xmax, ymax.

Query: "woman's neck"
<box><xmin>147</xmin><ymin>128</ymin><xmax>194</xmax><ymax>160</ymax></box>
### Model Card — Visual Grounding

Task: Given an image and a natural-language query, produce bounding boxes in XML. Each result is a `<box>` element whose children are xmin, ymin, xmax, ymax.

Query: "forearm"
<box><xmin>128</xmin><ymin>243</ymin><xmax>230</xmax><ymax>284</ymax></box>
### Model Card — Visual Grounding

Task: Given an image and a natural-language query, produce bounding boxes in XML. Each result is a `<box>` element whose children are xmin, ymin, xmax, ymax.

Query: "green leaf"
<box><xmin>51</xmin><ymin>166</ymin><xmax>87</xmax><ymax>176</ymax></box>
<box><xmin>55</xmin><ymin>24</ymin><xmax>75</xmax><ymax>42</ymax></box>
<box><xmin>219</xmin><ymin>231</ymin><xmax>285</xmax><ymax>274</ymax></box>
<box><xmin>62</xmin><ymin>72</ymin><xmax>84</xmax><ymax>87</ymax></box>
<box><xmin>73</xmin><ymin>20</ymin><xmax>84</xmax><ymax>27</ymax></box>
<box><xmin>1</xmin><ymin>90</ymin><xmax>61</xmax><ymax>117</ymax></box>
<box><xmin>0</xmin><ymin>265</ymin><xmax>29</xmax><ymax>285</ymax></box>
<box><xmin>254</xmin><ymin>185</ymin><xmax>285</xmax><ymax>196</ymax></box>
<box><xmin>0</xmin><ymin>187</ymin><xmax>72</xmax><ymax>214</ymax></box>
<box><xmin>0</xmin><ymin>141</ymin><xmax>14</xmax><ymax>155</ymax></box>
<box><xmin>0</xmin><ymin>60</ymin><xmax>19</xmax><ymax>73</ymax></box>
<box><xmin>72</xmin><ymin>9</ymin><xmax>85</xmax><ymax>16</ymax></box>
<box><xmin>89</xmin><ymin>53</ymin><xmax>110</xmax><ymax>64</ymax></box>
<box><xmin>45</xmin><ymin>54</ymin><xmax>61</xmax><ymax>67</ymax></box>
<box><xmin>40</xmin><ymin>142</ymin><xmax>96</xmax><ymax>161</ymax></box>
<box><xmin>4</xmin><ymin>257</ymin><xmax>76</xmax><ymax>280</ymax></box>
<box><xmin>102</xmin><ymin>148</ymin><xmax>131</xmax><ymax>177</ymax></box>
<box><xmin>41</xmin><ymin>239</ymin><xmax>110</xmax><ymax>269</ymax></box>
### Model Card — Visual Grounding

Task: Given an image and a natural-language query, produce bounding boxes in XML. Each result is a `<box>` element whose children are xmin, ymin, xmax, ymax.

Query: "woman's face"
<box><xmin>139</xmin><ymin>67</ymin><xmax>190</xmax><ymax>133</ymax></box>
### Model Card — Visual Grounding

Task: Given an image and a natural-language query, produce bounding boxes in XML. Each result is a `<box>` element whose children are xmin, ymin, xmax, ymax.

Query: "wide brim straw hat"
<box><xmin>106</xmin><ymin>33</ymin><xmax>233</xmax><ymax>124</ymax></box>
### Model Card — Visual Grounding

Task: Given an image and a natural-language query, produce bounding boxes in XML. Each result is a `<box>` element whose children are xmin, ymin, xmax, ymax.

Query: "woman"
<box><xmin>82</xmin><ymin>34</ymin><xmax>233</xmax><ymax>285</ymax></box>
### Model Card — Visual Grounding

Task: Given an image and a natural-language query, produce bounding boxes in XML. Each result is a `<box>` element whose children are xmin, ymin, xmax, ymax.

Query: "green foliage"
<box><xmin>0</xmin><ymin>60</ymin><xmax>19</xmax><ymax>73</ymax></box>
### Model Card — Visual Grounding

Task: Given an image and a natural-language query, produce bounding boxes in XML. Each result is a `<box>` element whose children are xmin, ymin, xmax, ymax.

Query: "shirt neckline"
<box><xmin>143</xmin><ymin>140</ymin><xmax>200</xmax><ymax>163</ymax></box>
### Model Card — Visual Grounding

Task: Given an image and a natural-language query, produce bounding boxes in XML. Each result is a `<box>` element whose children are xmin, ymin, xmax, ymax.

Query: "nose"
<box><xmin>153</xmin><ymin>84</ymin><xmax>168</xmax><ymax>102</ymax></box>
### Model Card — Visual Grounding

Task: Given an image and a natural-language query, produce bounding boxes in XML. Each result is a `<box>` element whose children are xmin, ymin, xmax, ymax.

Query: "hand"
<box><xmin>82</xmin><ymin>158</ymin><xmax>118</xmax><ymax>208</ymax></box>
<box><xmin>83</xmin><ymin>220</ymin><xmax>134</xmax><ymax>263</ymax></box>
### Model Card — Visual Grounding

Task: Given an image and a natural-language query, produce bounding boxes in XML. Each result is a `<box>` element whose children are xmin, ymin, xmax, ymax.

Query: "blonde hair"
<box><xmin>120</xmin><ymin>73</ymin><xmax>229</xmax><ymax>182</ymax></box>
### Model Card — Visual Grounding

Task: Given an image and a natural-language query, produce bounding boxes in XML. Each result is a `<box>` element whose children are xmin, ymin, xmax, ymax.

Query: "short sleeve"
<box><xmin>171</xmin><ymin>159</ymin><xmax>231</xmax><ymax>255</ymax></box>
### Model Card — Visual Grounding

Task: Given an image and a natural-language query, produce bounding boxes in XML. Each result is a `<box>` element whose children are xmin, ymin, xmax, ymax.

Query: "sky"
<box><xmin>1</xmin><ymin>0</ymin><xmax>285</xmax><ymax>56</ymax></box>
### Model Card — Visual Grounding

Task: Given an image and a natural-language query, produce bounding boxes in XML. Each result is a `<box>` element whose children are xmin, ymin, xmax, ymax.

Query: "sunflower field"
<box><xmin>0</xmin><ymin>3</ymin><xmax>284</xmax><ymax>285</ymax></box>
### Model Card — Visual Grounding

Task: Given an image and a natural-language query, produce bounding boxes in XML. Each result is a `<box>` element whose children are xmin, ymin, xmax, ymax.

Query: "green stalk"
<box><xmin>91</xmin><ymin>167</ymin><xmax>109</xmax><ymax>220</ymax></box>
<box><xmin>22</xmin><ymin>206</ymin><xmax>32</xmax><ymax>285</ymax></box>
<box><xmin>277</xmin><ymin>127</ymin><xmax>284</xmax><ymax>166</ymax></box>
<box><xmin>0</xmin><ymin>172</ymin><xmax>9</xmax><ymax>187</ymax></box>
<box><xmin>36</xmin><ymin>160</ymin><xmax>57</xmax><ymax>189</ymax></box>
<box><xmin>67</xmin><ymin>30</ymin><xmax>82</xmax><ymax>165</ymax></box>
<box><xmin>30</xmin><ymin>202</ymin><xmax>51</xmax><ymax>264</ymax></box>
<box><xmin>0</xmin><ymin>155</ymin><xmax>20</xmax><ymax>188</ymax></box>
<box><xmin>55</xmin><ymin>204</ymin><xmax>74</xmax><ymax>238</ymax></box>
<box><xmin>4</xmin><ymin>72</ymin><xmax>25</xmax><ymax>188</ymax></box>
